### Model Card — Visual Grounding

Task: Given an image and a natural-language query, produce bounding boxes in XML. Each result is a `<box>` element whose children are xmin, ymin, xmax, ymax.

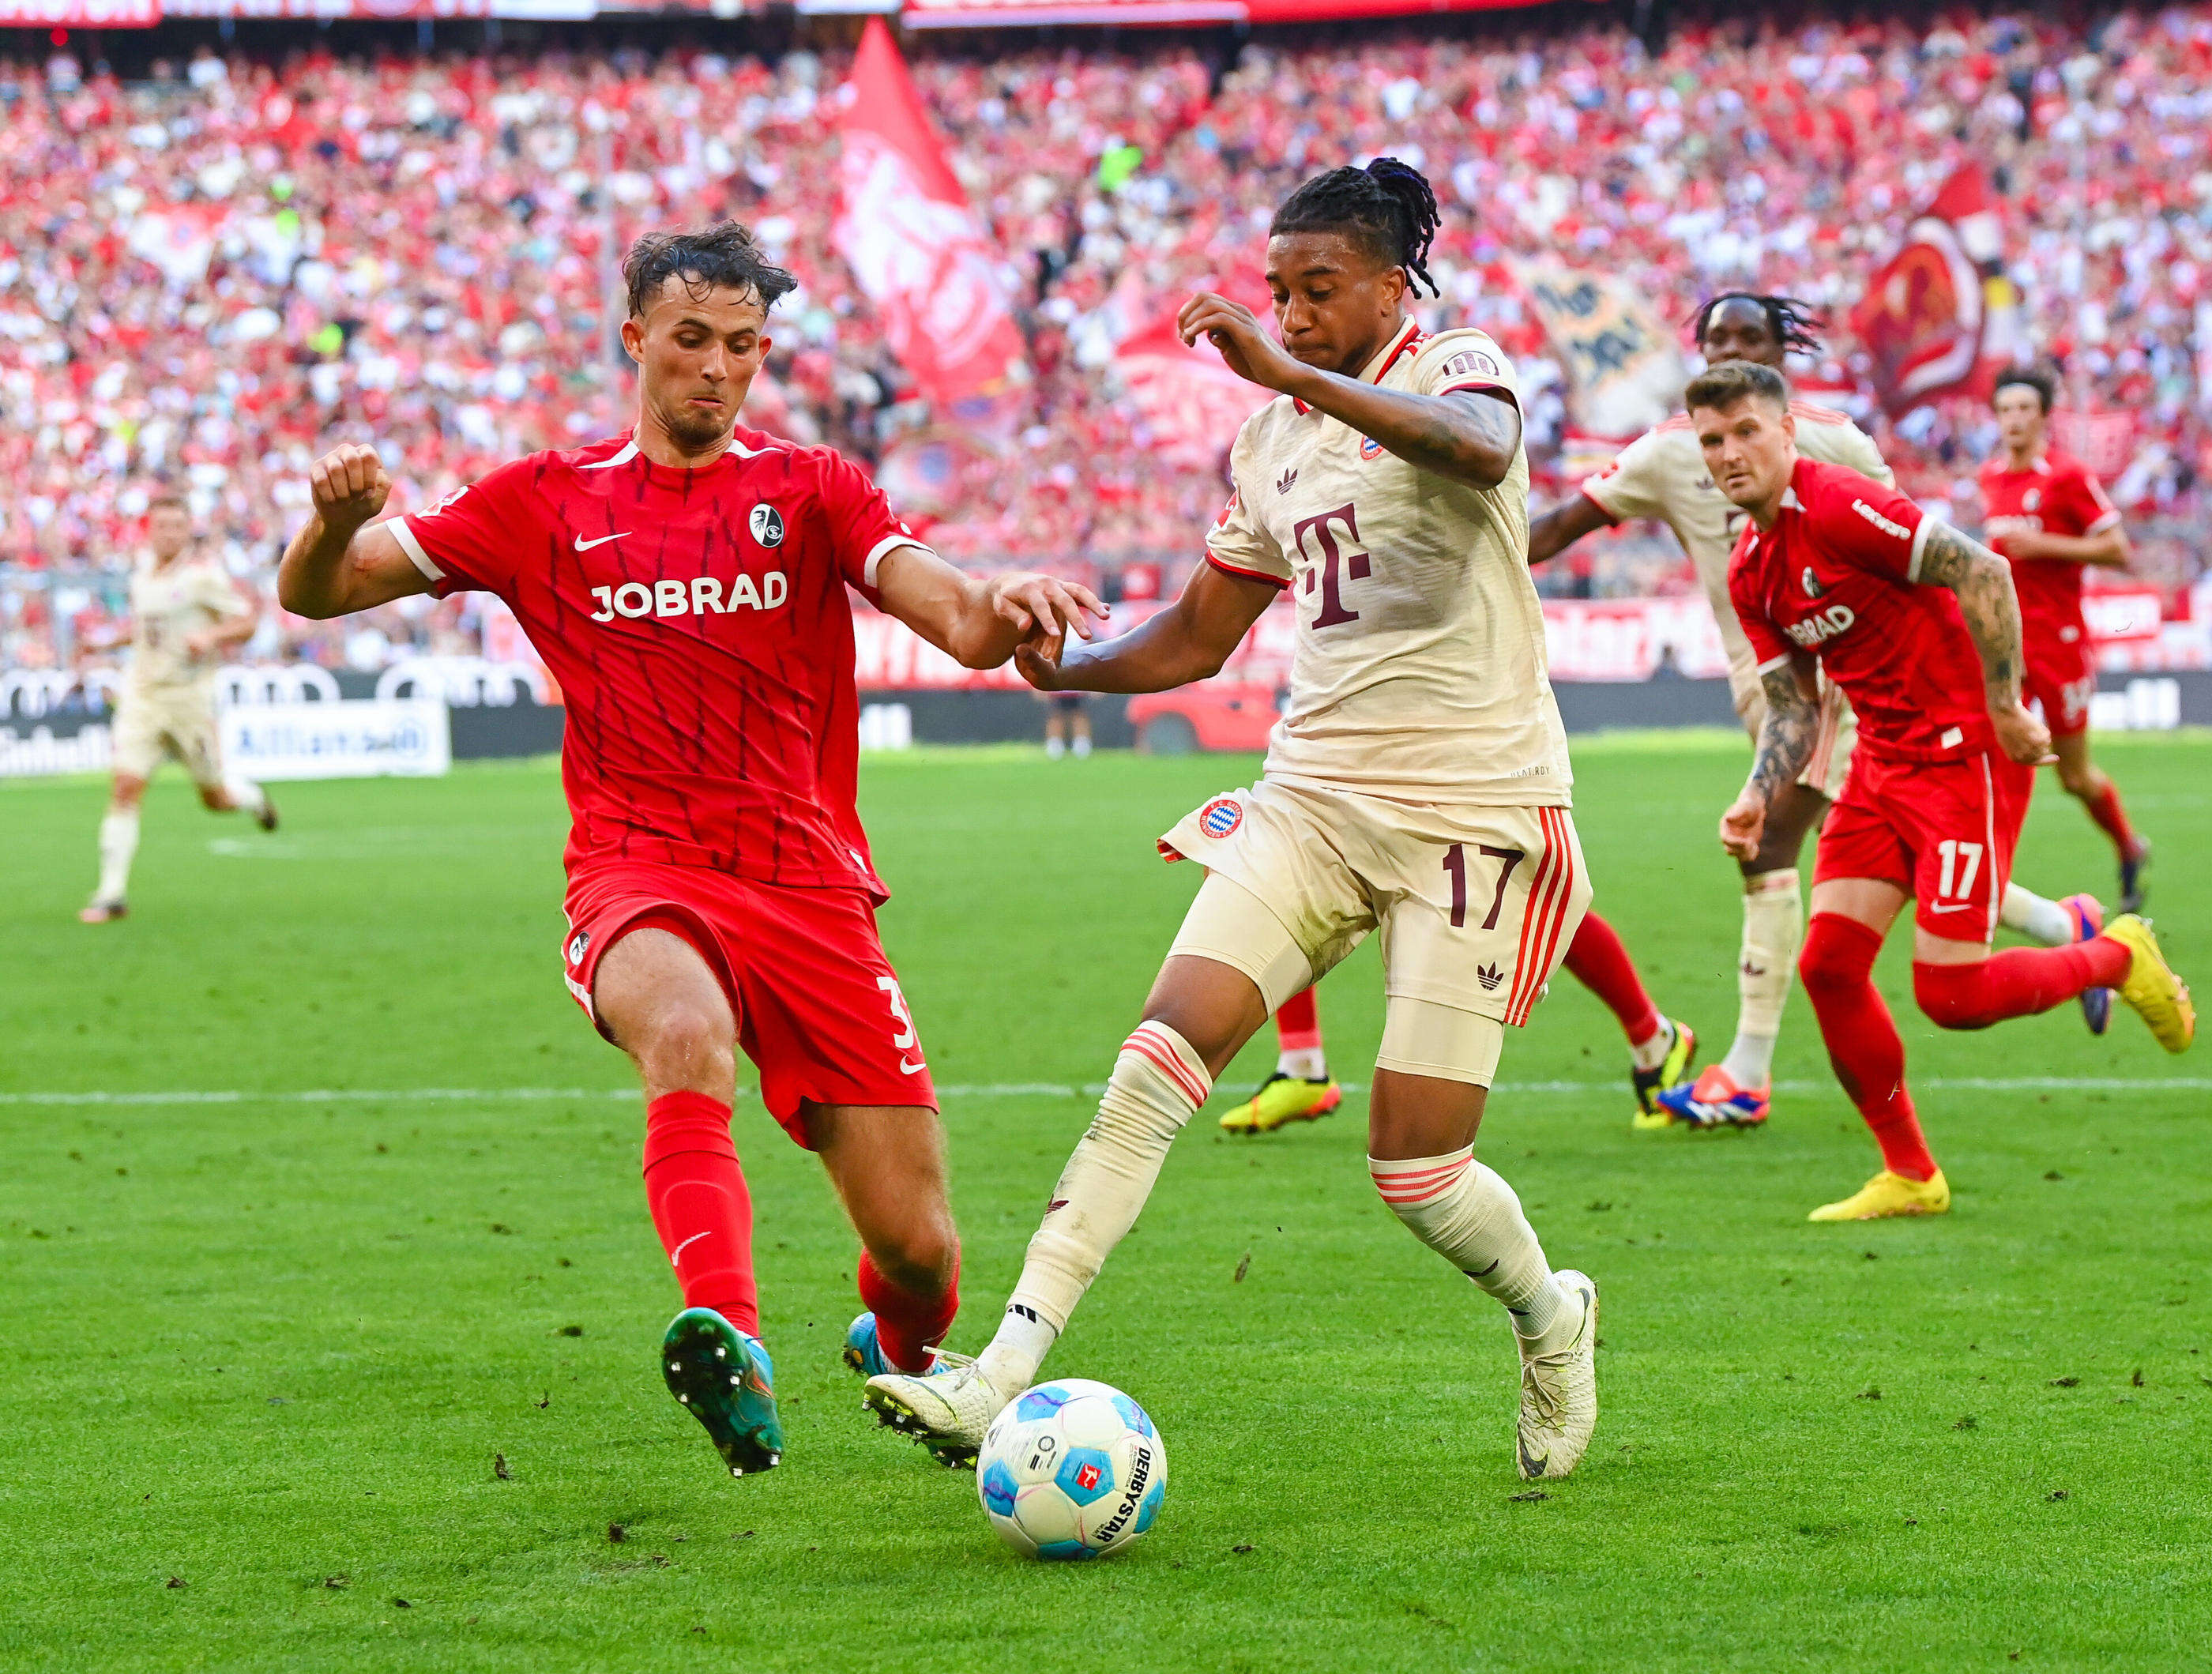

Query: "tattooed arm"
<box><xmin>1912</xmin><ymin>521</ymin><xmax>2053</xmax><ymax>766</ymax></box>
<box><xmin>1719</xmin><ymin>660</ymin><xmax>1819</xmax><ymax>860</ymax></box>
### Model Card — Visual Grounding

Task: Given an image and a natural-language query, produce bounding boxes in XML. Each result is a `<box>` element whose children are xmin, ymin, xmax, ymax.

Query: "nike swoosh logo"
<box><xmin>671</xmin><ymin>1229</ymin><xmax>711</xmax><ymax>1266</ymax></box>
<box><xmin>899</xmin><ymin>1059</ymin><xmax>927</xmax><ymax>1074</ymax></box>
<box><xmin>1925</xmin><ymin>902</ymin><xmax>1979</xmax><ymax>914</ymax></box>
<box><xmin>574</xmin><ymin>532</ymin><xmax>630</xmax><ymax>551</ymax></box>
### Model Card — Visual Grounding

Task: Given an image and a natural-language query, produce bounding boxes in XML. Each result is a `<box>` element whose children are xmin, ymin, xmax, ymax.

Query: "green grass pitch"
<box><xmin>3</xmin><ymin>735</ymin><xmax>2207</xmax><ymax>1671</ymax></box>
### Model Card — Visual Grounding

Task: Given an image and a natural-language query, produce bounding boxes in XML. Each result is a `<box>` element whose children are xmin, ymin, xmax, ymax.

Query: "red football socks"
<box><xmin>1799</xmin><ymin>913</ymin><xmax>1937</xmax><ymax>1182</ymax></box>
<box><xmin>642</xmin><ymin>1090</ymin><xmax>758</xmax><ymax>1336</ymax></box>
<box><xmin>1914</xmin><ymin>939</ymin><xmax>2132</xmax><ymax>1031</ymax></box>
<box><xmin>1273</xmin><ymin>987</ymin><xmax>1322</xmax><ymax>1053</ymax></box>
<box><xmin>1563</xmin><ymin>911</ymin><xmax>1662</xmax><ymax>1048</ymax></box>
<box><xmin>2083</xmin><ymin>781</ymin><xmax>2139</xmax><ymax>860</ymax></box>
<box><xmin>858</xmin><ymin>1247</ymin><xmax>961</xmax><ymax>1375</ymax></box>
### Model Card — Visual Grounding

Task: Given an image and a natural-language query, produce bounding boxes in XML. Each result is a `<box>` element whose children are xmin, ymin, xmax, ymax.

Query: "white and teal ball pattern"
<box><xmin>976</xmin><ymin>1379</ymin><xmax>1167</xmax><ymax>1559</ymax></box>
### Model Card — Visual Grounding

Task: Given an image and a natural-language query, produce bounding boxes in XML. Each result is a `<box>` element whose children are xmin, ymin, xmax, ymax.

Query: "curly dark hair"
<box><xmin>1993</xmin><ymin>366</ymin><xmax>2057</xmax><ymax>413</ymax></box>
<box><xmin>1690</xmin><ymin>292</ymin><xmax>1828</xmax><ymax>357</ymax></box>
<box><xmin>623</xmin><ymin>221</ymin><xmax>798</xmax><ymax>319</ymax></box>
<box><xmin>1270</xmin><ymin>158</ymin><xmax>1443</xmax><ymax>298</ymax></box>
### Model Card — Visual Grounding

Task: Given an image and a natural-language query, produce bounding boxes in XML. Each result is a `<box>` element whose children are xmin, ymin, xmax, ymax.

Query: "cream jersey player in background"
<box><xmin>1524</xmin><ymin>292</ymin><xmax>2087</xmax><ymax>1128</ymax></box>
<box><xmin>80</xmin><ymin>493</ymin><xmax>276</xmax><ymax>925</ymax></box>
<box><xmin>864</xmin><ymin>160</ymin><xmax>1601</xmax><ymax>1488</ymax></box>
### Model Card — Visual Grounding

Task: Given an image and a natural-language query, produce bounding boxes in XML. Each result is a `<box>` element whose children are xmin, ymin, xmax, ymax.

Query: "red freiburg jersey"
<box><xmin>1975</xmin><ymin>448</ymin><xmax>2120</xmax><ymax>636</ymax></box>
<box><xmin>1728</xmin><ymin>458</ymin><xmax>1992</xmax><ymax>763</ymax></box>
<box><xmin>392</xmin><ymin>429</ymin><xmax>926</xmax><ymax>897</ymax></box>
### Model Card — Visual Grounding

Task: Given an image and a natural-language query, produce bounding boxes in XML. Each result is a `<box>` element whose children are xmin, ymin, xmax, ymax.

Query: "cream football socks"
<box><xmin>95</xmin><ymin>810</ymin><xmax>140</xmax><ymax>903</ymax></box>
<box><xmin>1722</xmin><ymin>867</ymin><xmax>1801</xmax><ymax>1088</ymax></box>
<box><xmin>1370</xmin><ymin>1146</ymin><xmax>1564</xmax><ymax>1341</ymax></box>
<box><xmin>980</xmin><ymin>1021</ymin><xmax>1213</xmax><ymax>1394</ymax></box>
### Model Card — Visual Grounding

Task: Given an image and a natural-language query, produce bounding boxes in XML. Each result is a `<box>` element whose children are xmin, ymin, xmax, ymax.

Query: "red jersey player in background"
<box><xmin>1977</xmin><ymin>368</ymin><xmax>2150</xmax><ymax>910</ymax></box>
<box><xmin>277</xmin><ymin>224</ymin><xmax>1103</xmax><ymax>1480</ymax></box>
<box><xmin>1694</xmin><ymin>362</ymin><xmax>2192</xmax><ymax>1224</ymax></box>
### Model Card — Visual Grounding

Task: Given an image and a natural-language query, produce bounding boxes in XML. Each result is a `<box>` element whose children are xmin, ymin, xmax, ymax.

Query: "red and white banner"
<box><xmin>1114</xmin><ymin>313</ymin><xmax>1273</xmax><ymax>470</ymax></box>
<box><xmin>1849</xmin><ymin>166</ymin><xmax>2011</xmax><ymax>419</ymax></box>
<box><xmin>2049</xmin><ymin>408</ymin><xmax>2137</xmax><ymax>480</ymax></box>
<box><xmin>0</xmin><ymin>0</ymin><xmax>156</xmax><ymax>22</ymax></box>
<box><xmin>833</xmin><ymin>18</ymin><xmax>1028</xmax><ymax>415</ymax></box>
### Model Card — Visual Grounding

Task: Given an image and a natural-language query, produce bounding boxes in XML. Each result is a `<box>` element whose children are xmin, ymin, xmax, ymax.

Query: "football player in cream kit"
<box><xmin>81</xmin><ymin>493</ymin><xmax>275</xmax><ymax>924</ymax></box>
<box><xmin>1529</xmin><ymin>294</ymin><xmax>2092</xmax><ymax>1125</ymax></box>
<box><xmin>866</xmin><ymin>161</ymin><xmax>1601</xmax><ymax>1483</ymax></box>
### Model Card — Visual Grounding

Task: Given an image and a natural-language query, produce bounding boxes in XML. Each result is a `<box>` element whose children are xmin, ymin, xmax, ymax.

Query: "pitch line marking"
<box><xmin>3</xmin><ymin>1076</ymin><xmax>2207</xmax><ymax>1108</ymax></box>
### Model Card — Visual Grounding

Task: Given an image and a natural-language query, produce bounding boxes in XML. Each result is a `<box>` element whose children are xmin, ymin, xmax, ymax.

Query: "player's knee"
<box><xmin>634</xmin><ymin>1004</ymin><xmax>734</xmax><ymax>1090</ymax></box>
<box><xmin>869</xmin><ymin>1221</ymin><xmax>957</xmax><ymax>1298</ymax></box>
<box><xmin>2058</xmin><ymin>762</ymin><xmax>2097</xmax><ymax>799</ymax></box>
<box><xmin>1913</xmin><ymin>961</ymin><xmax>1999</xmax><ymax>1031</ymax></box>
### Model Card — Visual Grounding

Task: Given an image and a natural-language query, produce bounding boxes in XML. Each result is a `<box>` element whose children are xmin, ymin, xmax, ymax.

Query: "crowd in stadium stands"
<box><xmin>3</xmin><ymin>7</ymin><xmax>2211</xmax><ymax>677</ymax></box>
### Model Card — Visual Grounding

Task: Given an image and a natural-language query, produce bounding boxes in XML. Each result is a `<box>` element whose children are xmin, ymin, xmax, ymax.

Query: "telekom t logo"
<box><xmin>1293</xmin><ymin>503</ymin><xmax>1367</xmax><ymax>628</ymax></box>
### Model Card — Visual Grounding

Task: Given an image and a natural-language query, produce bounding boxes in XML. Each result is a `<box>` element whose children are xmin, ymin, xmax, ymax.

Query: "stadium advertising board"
<box><xmin>0</xmin><ymin>0</ymin><xmax>156</xmax><ymax>21</ymax></box>
<box><xmin>219</xmin><ymin>699</ymin><xmax>451</xmax><ymax>781</ymax></box>
<box><xmin>900</xmin><ymin>0</ymin><xmax>1529</xmax><ymax>21</ymax></box>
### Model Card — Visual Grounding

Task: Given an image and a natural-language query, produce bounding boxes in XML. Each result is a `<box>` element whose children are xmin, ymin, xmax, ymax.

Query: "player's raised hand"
<box><xmin>1178</xmin><ymin>292</ymin><xmax>1300</xmax><ymax>391</ymax></box>
<box><xmin>308</xmin><ymin>443</ymin><xmax>391</xmax><ymax>533</ymax></box>
<box><xmin>988</xmin><ymin>573</ymin><xmax>1109</xmax><ymax>645</ymax></box>
<box><xmin>1719</xmin><ymin>792</ymin><xmax>1767</xmax><ymax>861</ymax></box>
<box><xmin>1990</xmin><ymin>698</ymin><xmax>2056</xmax><ymax>766</ymax></box>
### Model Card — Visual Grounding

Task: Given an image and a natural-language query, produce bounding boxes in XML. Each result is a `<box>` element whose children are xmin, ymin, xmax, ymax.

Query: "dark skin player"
<box><xmin>1524</xmin><ymin>295</ymin><xmax>1834</xmax><ymax>876</ymax></box>
<box><xmin>1018</xmin><ymin>228</ymin><xmax>1520</xmax><ymax>1164</ymax></box>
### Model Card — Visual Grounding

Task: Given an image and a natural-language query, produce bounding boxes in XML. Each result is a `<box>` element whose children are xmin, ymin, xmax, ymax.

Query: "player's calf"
<box><xmin>1912</xmin><ymin>939</ymin><xmax>2131</xmax><ymax>1032</ymax></box>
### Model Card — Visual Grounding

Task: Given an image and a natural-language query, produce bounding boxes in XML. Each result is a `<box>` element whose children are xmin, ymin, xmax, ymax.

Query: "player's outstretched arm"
<box><xmin>2003</xmin><ymin>522</ymin><xmax>2134</xmax><ymax>568</ymax></box>
<box><xmin>875</xmin><ymin>546</ymin><xmax>1108</xmax><ymax>671</ymax></box>
<box><xmin>1015</xmin><ymin>562</ymin><xmax>1277</xmax><ymax>695</ymax></box>
<box><xmin>1721</xmin><ymin>662</ymin><xmax>1819</xmax><ymax>860</ymax></box>
<box><xmin>1177</xmin><ymin>293</ymin><xmax>1520</xmax><ymax>488</ymax></box>
<box><xmin>1526</xmin><ymin>495</ymin><xmax>1614</xmax><ymax>566</ymax></box>
<box><xmin>278</xmin><ymin>444</ymin><xmax>434</xmax><ymax>619</ymax></box>
<box><xmin>1914</xmin><ymin>522</ymin><xmax>2052</xmax><ymax>765</ymax></box>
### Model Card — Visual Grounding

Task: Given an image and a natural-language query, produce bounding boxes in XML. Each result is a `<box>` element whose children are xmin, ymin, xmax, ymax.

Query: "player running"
<box><xmin>867</xmin><ymin>160</ymin><xmax>1601</xmax><ymax>1481</ymax></box>
<box><xmin>1528</xmin><ymin>295</ymin><xmax>2098</xmax><ymax>1123</ymax></box>
<box><xmin>277</xmin><ymin>223</ymin><xmax>1103</xmax><ymax>1479</ymax></box>
<box><xmin>1695</xmin><ymin>362</ymin><xmax>2193</xmax><ymax>1222</ymax></box>
<box><xmin>81</xmin><ymin>492</ymin><xmax>276</xmax><ymax>924</ymax></box>
<box><xmin>1979</xmin><ymin>368</ymin><xmax>2151</xmax><ymax>910</ymax></box>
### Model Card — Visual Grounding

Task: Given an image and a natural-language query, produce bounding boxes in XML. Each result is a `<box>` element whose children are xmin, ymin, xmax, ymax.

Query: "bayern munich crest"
<box><xmin>1198</xmin><ymin>797</ymin><xmax>1243</xmax><ymax>839</ymax></box>
<box><xmin>1359</xmin><ymin>436</ymin><xmax>1384</xmax><ymax>460</ymax></box>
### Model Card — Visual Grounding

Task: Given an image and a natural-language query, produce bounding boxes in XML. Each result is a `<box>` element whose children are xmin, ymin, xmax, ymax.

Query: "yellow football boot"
<box><xmin>1219</xmin><ymin>1072</ymin><xmax>1343</xmax><ymax>1134</ymax></box>
<box><xmin>2102</xmin><ymin>914</ymin><xmax>2195</xmax><ymax>1054</ymax></box>
<box><xmin>1630</xmin><ymin>1018</ymin><xmax>1699</xmax><ymax>1129</ymax></box>
<box><xmin>1808</xmin><ymin>1168</ymin><xmax>1951</xmax><ymax>1222</ymax></box>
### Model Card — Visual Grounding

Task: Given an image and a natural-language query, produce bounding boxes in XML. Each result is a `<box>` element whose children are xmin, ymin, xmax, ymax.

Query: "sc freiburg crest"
<box><xmin>1801</xmin><ymin>566</ymin><xmax>1826</xmax><ymax>599</ymax></box>
<box><xmin>749</xmin><ymin>504</ymin><xmax>786</xmax><ymax>547</ymax></box>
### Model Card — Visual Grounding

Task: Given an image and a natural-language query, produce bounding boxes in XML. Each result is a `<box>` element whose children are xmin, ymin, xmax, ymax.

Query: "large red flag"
<box><xmin>1849</xmin><ymin>165</ymin><xmax>2013</xmax><ymax>418</ymax></box>
<box><xmin>834</xmin><ymin>18</ymin><xmax>1028</xmax><ymax>415</ymax></box>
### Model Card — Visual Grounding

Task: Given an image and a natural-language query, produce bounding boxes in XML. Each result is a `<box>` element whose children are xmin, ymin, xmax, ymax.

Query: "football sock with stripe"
<box><xmin>858</xmin><ymin>1247</ymin><xmax>960</xmax><ymax>1375</ymax></box>
<box><xmin>1798</xmin><ymin>914</ymin><xmax>1937</xmax><ymax>1182</ymax></box>
<box><xmin>642</xmin><ymin>1090</ymin><xmax>758</xmax><ymax>1336</ymax></box>
<box><xmin>96</xmin><ymin>810</ymin><xmax>139</xmax><ymax>902</ymax></box>
<box><xmin>983</xmin><ymin>1021</ymin><xmax>1212</xmax><ymax>1394</ymax></box>
<box><xmin>1370</xmin><ymin>1147</ymin><xmax>1563</xmax><ymax>1341</ymax></box>
<box><xmin>1999</xmin><ymin>882</ymin><xmax>2075</xmax><ymax>947</ymax></box>
<box><xmin>1724</xmin><ymin>867</ymin><xmax>1801</xmax><ymax>1086</ymax></box>
<box><xmin>1273</xmin><ymin>987</ymin><xmax>1327</xmax><ymax>1081</ymax></box>
<box><xmin>1561</xmin><ymin>911</ymin><xmax>1662</xmax><ymax>1053</ymax></box>
<box><xmin>1913</xmin><ymin>940</ymin><xmax>2132</xmax><ymax>1031</ymax></box>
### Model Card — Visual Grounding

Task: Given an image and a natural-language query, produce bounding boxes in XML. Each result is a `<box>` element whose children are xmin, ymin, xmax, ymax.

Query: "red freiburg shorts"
<box><xmin>561</xmin><ymin>860</ymin><xmax>937</xmax><ymax>1145</ymax></box>
<box><xmin>1814</xmin><ymin>747</ymin><xmax>2035</xmax><ymax>941</ymax></box>
<box><xmin>2022</xmin><ymin>619</ymin><xmax>2097</xmax><ymax>739</ymax></box>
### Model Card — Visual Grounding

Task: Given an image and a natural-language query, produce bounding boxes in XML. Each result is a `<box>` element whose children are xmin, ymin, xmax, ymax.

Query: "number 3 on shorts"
<box><xmin>1935</xmin><ymin>840</ymin><xmax>1983</xmax><ymax>901</ymax></box>
<box><xmin>1443</xmin><ymin>842</ymin><xmax>1525</xmax><ymax>930</ymax></box>
<box><xmin>876</xmin><ymin>976</ymin><xmax>917</xmax><ymax>1049</ymax></box>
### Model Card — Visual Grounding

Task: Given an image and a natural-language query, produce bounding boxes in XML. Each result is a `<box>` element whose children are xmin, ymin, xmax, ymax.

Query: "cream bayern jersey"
<box><xmin>126</xmin><ymin>553</ymin><xmax>249</xmax><ymax>691</ymax></box>
<box><xmin>1580</xmin><ymin>401</ymin><xmax>1890</xmax><ymax>688</ymax></box>
<box><xmin>1204</xmin><ymin>319</ymin><xmax>1571</xmax><ymax>807</ymax></box>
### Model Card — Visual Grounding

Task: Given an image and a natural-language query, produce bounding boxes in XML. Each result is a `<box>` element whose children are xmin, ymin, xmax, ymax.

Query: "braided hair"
<box><xmin>1689</xmin><ymin>292</ymin><xmax>1827</xmax><ymax>357</ymax></box>
<box><xmin>1270</xmin><ymin>158</ymin><xmax>1442</xmax><ymax>298</ymax></box>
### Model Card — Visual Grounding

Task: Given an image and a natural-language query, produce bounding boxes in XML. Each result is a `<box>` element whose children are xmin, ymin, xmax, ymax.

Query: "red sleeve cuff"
<box><xmin>1206</xmin><ymin>552</ymin><xmax>1289</xmax><ymax>589</ymax></box>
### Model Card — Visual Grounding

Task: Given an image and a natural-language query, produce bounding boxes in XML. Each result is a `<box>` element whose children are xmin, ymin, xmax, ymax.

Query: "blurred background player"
<box><xmin>1700</xmin><ymin>362</ymin><xmax>2192</xmax><ymax>1223</ymax></box>
<box><xmin>1980</xmin><ymin>369</ymin><xmax>2151</xmax><ymax>911</ymax></box>
<box><xmin>1527</xmin><ymin>294</ymin><xmax>2090</xmax><ymax>1123</ymax></box>
<box><xmin>81</xmin><ymin>493</ymin><xmax>275</xmax><ymax>924</ymax></box>
<box><xmin>277</xmin><ymin>222</ymin><xmax>1104</xmax><ymax>1481</ymax></box>
<box><xmin>1041</xmin><ymin>690</ymin><xmax>1092</xmax><ymax>759</ymax></box>
<box><xmin>868</xmin><ymin>160</ymin><xmax>1601</xmax><ymax>1482</ymax></box>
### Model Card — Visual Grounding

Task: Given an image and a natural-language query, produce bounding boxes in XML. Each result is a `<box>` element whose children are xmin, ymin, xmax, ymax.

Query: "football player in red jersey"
<box><xmin>1979</xmin><ymin>368</ymin><xmax>2150</xmax><ymax>909</ymax></box>
<box><xmin>277</xmin><ymin>223</ymin><xmax>1104</xmax><ymax>1480</ymax></box>
<box><xmin>1692</xmin><ymin>362</ymin><xmax>2193</xmax><ymax>1223</ymax></box>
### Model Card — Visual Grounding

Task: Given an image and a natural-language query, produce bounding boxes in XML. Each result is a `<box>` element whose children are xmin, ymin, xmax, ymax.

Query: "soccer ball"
<box><xmin>976</xmin><ymin>1379</ymin><xmax>1167</xmax><ymax>1560</ymax></box>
